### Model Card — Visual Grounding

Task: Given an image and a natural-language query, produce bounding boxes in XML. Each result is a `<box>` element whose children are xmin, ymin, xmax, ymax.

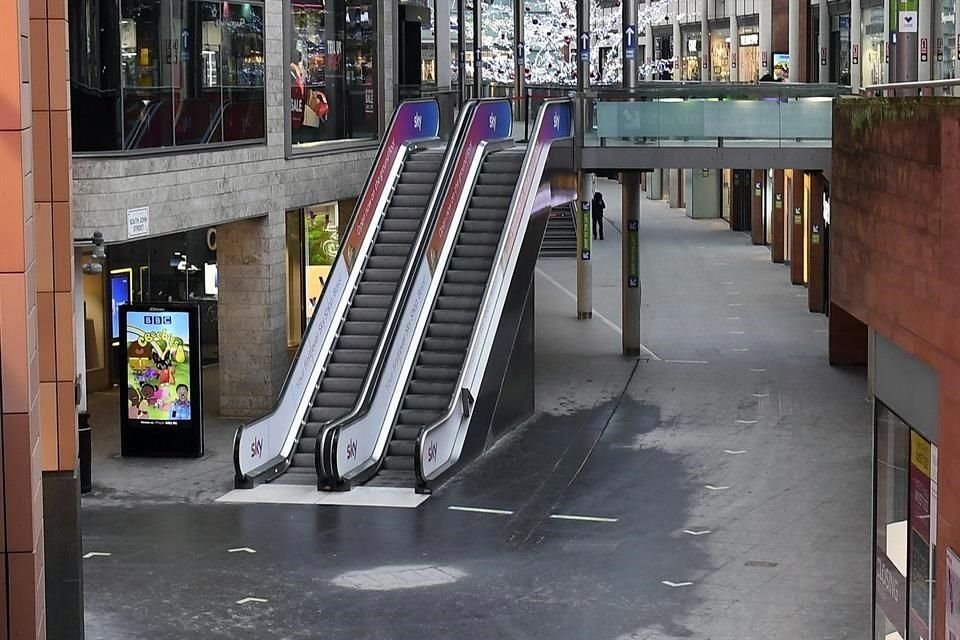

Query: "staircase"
<box><xmin>538</xmin><ymin>205</ymin><xmax>578</xmax><ymax>258</ymax></box>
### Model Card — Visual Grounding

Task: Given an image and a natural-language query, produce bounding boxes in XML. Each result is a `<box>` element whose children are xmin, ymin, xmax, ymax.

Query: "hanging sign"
<box><xmin>624</xmin><ymin>24</ymin><xmax>637</xmax><ymax>61</ymax></box>
<box><xmin>852</xmin><ymin>44</ymin><xmax>860</xmax><ymax>65</ymax></box>
<box><xmin>921</xmin><ymin>37</ymin><xmax>929</xmax><ymax>62</ymax></box>
<box><xmin>627</xmin><ymin>220</ymin><xmax>639</xmax><ymax>288</ymax></box>
<box><xmin>580</xmin><ymin>31</ymin><xmax>590</xmax><ymax>62</ymax></box>
<box><xmin>937</xmin><ymin>37</ymin><xmax>944</xmax><ymax>62</ymax></box>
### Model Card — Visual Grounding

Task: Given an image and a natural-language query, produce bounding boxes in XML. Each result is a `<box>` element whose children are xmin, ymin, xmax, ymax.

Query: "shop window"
<box><xmin>709</xmin><ymin>29</ymin><xmax>730</xmax><ymax>81</ymax></box>
<box><xmin>289</xmin><ymin>1</ymin><xmax>378</xmax><ymax>149</ymax></box>
<box><xmin>69</xmin><ymin>0</ymin><xmax>265</xmax><ymax>153</ymax></box>
<box><xmin>874</xmin><ymin>403</ymin><xmax>938</xmax><ymax>640</ymax></box>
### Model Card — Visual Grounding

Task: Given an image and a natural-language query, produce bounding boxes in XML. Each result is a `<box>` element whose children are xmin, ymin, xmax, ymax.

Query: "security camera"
<box><xmin>82</xmin><ymin>262</ymin><xmax>103</xmax><ymax>275</ymax></box>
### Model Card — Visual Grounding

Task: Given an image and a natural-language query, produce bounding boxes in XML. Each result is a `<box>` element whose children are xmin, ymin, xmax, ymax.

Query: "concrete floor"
<box><xmin>81</xmin><ymin>185</ymin><xmax>871</xmax><ymax>639</ymax></box>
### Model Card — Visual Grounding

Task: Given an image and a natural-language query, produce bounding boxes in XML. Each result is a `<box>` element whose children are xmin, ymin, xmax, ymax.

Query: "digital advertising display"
<box><xmin>110</xmin><ymin>269</ymin><xmax>132</xmax><ymax>345</ymax></box>
<box><xmin>120</xmin><ymin>304</ymin><xmax>203</xmax><ymax>457</ymax></box>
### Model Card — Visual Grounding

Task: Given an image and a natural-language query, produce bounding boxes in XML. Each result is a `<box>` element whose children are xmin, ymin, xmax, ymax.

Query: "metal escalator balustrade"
<box><xmin>412</xmin><ymin>99</ymin><xmax>574</xmax><ymax>490</ymax></box>
<box><xmin>317</xmin><ymin>99</ymin><xmax>516</xmax><ymax>490</ymax></box>
<box><xmin>231</xmin><ymin>99</ymin><xmax>443</xmax><ymax>488</ymax></box>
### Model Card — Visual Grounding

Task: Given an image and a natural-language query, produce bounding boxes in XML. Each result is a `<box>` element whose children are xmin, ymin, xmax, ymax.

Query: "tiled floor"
<box><xmin>81</xmin><ymin>185</ymin><xmax>871</xmax><ymax>639</ymax></box>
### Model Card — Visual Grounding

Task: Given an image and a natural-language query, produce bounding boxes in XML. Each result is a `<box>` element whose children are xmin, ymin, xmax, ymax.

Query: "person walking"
<box><xmin>592</xmin><ymin>192</ymin><xmax>606</xmax><ymax>240</ymax></box>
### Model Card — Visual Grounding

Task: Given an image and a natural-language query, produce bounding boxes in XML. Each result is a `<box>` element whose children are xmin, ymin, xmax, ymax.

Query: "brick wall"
<box><xmin>831</xmin><ymin>98</ymin><xmax>960</xmax><ymax>639</ymax></box>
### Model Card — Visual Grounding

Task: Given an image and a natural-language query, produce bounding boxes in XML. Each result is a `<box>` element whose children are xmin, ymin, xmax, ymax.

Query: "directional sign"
<box><xmin>581</xmin><ymin>202</ymin><xmax>591</xmax><ymax>260</ymax></box>
<box><xmin>627</xmin><ymin>219</ymin><xmax>639</xmax><ymax>288</ymax></box>
<box><xmin>517</xmin><ymin>41</ymin><xmax>525</xmax><ymax>66</ymax></box>
<box><xmin>580</xmin><ymin>31</ymin><xmax>590</xmax><ymax>62</ymax></box>
<box><xmin>624</xmin><ymin>24</ymin><xmax>637</xmax><ymax>61</ymax></box>
<box><xmin>937</xmin><ymin>37</ymin><xmax>944</xmax><ymax>61</ymax></box>
<box><xmin>921</xmin><ymin>37</ymin><xmax>928</xmax><ymax>62</ymax></box>
<box><xmin>852</xmin><ymin>44</ymin><xmax>859</xmax><ymax>65</ymax></box>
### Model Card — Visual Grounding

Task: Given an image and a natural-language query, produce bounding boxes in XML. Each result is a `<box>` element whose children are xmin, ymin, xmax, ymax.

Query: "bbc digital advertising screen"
<box><xmin>119</xmin><ymin>304</ymin><xmax>203</xmax><ymax>457</ymax></box>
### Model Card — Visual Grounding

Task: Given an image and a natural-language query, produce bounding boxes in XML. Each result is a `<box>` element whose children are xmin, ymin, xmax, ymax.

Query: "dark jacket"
<box><xmin>592</xmin><ymin>194</ymin><xmax>606</xmax><ymax>218</ymax></box>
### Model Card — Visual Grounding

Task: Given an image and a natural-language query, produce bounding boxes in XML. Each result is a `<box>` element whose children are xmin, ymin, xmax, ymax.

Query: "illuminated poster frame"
<box><xmin>119</xmin><ymin>303</ymin><xmax>204</xmax><ymax>458</ymax></box>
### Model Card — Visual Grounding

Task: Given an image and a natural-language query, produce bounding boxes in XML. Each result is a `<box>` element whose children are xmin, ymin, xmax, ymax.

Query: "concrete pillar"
<box><xmin>896</xmin><ymin>0</ymin><xmax>919</xmax><ymax>82</ymax></box>
<box><xmin>669</xmin><ymin>169</ymin><xmax>682</xmax><ymax>208</ymax></box>
<box><xmin>578</xmin><ymin>173</ymin><xmax>595</xmax><ymax>320</ymax></box>
<box><xmin>730</xmin><ymin>14</ymin><xmax>740</xmax><ymax>82</ymax></box>
<box><xmin>514</xmin><ymin>0</ymin><xmax>526</xmax><ymax>121</ymax></box>
<box><xmin>828</xmin><ymin>303</ymin><xmax>868</xmax><ymax>366</ymax></box>
<box><xmin>673</xmin><ymin>16</ymin><xmax>682</xmax><ymax>79</ymax></box>
<box><xmin>790</xmin><ymin>170</ymin><xmax>805</xmax><ymax>285</ymax></box>
<box><xmin>789</xmin><ymin>0</ymin><xmax>801</xmax><ymax>82</ymax></box>
<box><xmin>772</xmin><ymin>169</ymin><xmax>786</xmax><ymax>262</ymax></box>
<box><xmin>624</xmin><ymin>0</ymin><xmax>639</xmax><ymax>86</ymax></box>
<box><xmin>457</xmin><ymin>0</ymin><xmax>466</xmax><ymax>101</ymax></box>
<box><xmin>751</xmin><ymin>169</ymin><xmax>765</xmax><ymax>245</ymax></box>
<box><xmin>473</xmin><ymin>0</ymin><xmax>482</xmax><ymax>96</ymax></box>
<box><xmin>217</xmin><ymin>214</ymin><xmax>289</xmax><ymax>418</ymax></box>
<box><xmin>622</xmin><ymin>172</ymin><xmax>643</xmax><ymax>356</ymax></box>
<box><xmin>686</xmin><ymin>169</ymin><xmax>722</xmax><ymax>218</ymax></box>
<box><xmin>851</xmin><ymin>0</ymin><xmax>862</xmax><ymax>91</ymax></box>
<box><xmin>808</xmin><ymin>174</ymin><xmax>825</xmax><ymax>313</ymax></box>
<box><xmin>645</xmin><ymin>27</ymin><xmax>655</xmax><ymax>80</ymax></box>
<box><xmin>918</xmin><ymin>0</ymin><xmax>931</xmax><ymax>81</ymax></box>
<box><xmin>702</xmin><ymin>0</ymin><xmax>710</xmax><ymax>80</ymax></box>
<box><xmin>436</xmin><ymin>0</ymin><xmax>452</xmax><ymax>88</ymax></box>
<box><xmin>647</xmin><ymin>170</ymin><xmax>663</xmax><ymax>200</ymax></box>
<box><xmin>760</xmin><ymin>0</ymin><xmax>772</xmax><ymax>77</ymax></box>
<box><xmin>819</xmin><ymin>0</ymin><xmax>830</xmax><ymax>81</ymax></box>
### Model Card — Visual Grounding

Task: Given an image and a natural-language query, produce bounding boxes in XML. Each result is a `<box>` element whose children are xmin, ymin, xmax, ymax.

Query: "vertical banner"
<box><xmin>581</xmin><ymin>200</ymin><xmax>592</xmax><ymax>260</ymax></box>
<box><xmin>120</xmin><ymin>304</ymin><xmax>203</xmax><ymax>458</ymax></box>
<box><xmin>627</xmin><ymin>220</ymin><xmax>639</xmax><ymax>287</ymax></box>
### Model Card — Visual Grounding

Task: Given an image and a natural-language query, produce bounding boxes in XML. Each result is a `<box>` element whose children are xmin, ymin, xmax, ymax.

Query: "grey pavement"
<box><xmin>81</xmin><ymin>184</ymin><xmax>871</xmax><ymax>639</ymax></box>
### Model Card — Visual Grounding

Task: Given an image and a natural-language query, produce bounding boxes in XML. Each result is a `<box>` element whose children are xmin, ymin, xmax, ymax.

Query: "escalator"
<box><xmin>371</xmin><ymin>150</ymin><xmax>525</xmax><ymax>487</ymax></box>
<box><xmin>283</xmin><ymin>148</ymin><xmax>445</xmax><ymax>483</ymax></box>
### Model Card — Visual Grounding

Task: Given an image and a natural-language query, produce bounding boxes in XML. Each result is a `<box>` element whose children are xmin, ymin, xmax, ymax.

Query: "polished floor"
<box><xmin>82</xmin><ymin>186</ymin><xmax>871</xmax><ymax>639</ymax></box>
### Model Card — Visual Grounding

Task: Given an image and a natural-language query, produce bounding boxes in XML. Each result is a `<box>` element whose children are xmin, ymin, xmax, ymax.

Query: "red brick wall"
<box><xmin>831</xmin><ymin>98</ymin><xmax>960</xmax><ymax>639</ymax></box>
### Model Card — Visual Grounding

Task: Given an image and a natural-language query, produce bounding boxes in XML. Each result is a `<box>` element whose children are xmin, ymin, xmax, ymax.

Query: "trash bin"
<box><xmin>78</xmin><ymin>412</ymin><xmax>92</xmax><ymax>494</ymax></box>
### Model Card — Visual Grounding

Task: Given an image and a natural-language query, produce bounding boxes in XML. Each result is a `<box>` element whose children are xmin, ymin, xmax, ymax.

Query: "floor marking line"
<box><xmin>662</xmin><ymin>580</ymin><xmax>694</xmax><ymax>588</ymax></box>
<box><xmin>236</xmin><ymin>597</ymin><xmax>268</xmax><ymax>605</ymax></box>
<box><xmin>723</xmin><ymin>450</ymin><xmax>748</xmax><ymax>455</ymax></box>
<box><xmin>729</xmin><ymin>331</ymin><xmax>745</xmax><ymax>335</ymax></box>
<box><xmin>735</xmin><ymin>419</ymin><xmax>758</xmax><ymax>425</ymax></box>
<box><xmin>721</xmin><ymin>281</ymin><xmax>735</xmax><ymax>285</ymax></box>
<box><xmin>665</xmin><ymin>359</ymin><xmax>709</xmax><ymax>365</ymax></box>
<box><xmin>448</xmin><ymin>506</ymin><xmax>514</xmax><ymax>516</ymax></box>
<box><xmin>704</xmin><ymin>485</ymin><xmax>730</xmax><ymax>491</ymax></box>
<box><xmin>683</xmin><ymin>530</ymin><xmax>712</xmax><ymax>536</ymax></box>
<box><xmin>82</xmin><ymin>552</ymin><xmax>111</xmax><ymax>559</ymax></box>
<box><xmin>749</xmin><ymin>368</ymin><xmax>767</xmax><ymax>372</ymax></box>
<box><xmin>726</xmin><ymin>317</ymin><xmax>741</xmax><ymax>320</ymax></box>
<box><xmin>228</xmin><ymin>547</ymin><xmax>257</xmax><ymax>554</ymax></box>
<box><xmin>733</xmin><ymin>348</ymin><xmax>750</xmax><ymax>352</ymax></box>
<box><xmin>727</xmin><ymin>291</ymin><xmax>741</xmax><ymax>295</ymax></box>
<box><xmin>728</xmin><ymin>303</ymin><xmax>743</xmax><ymax>307</ymax></box>
<box><xmin>752</xmin><ymin>393</ymin><xmax>769</xmax><ymax>398</ymax></box>
<box><xmin>534</xmin><ymin>267</ymin><xmax>662</xmax><ymax>361</ymax></box>
<box><xmin>549</xmin><ymin>514</ymin><xmax>619</xmax><ymax>523</ymax></box>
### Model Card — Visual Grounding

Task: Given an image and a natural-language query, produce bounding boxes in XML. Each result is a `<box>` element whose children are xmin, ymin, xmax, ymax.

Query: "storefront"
<box><xmin>871</xmin><ymin>335</ymin><xmax>940</xmax><ymax>640</ymax></box>
<box><xmin>709</xmin><ymin>26</ymin><xmax>730</xmax><ymax>81</ymax></box>
<box><xmin>861</xmin><ymin>3</ymin><xmax>886</xmax><ymax>87</ymax></box>
<box><xmin>653</xmin><ymin>30</ymin><xmax>676</xmax><ymax>80</ymax></box>
<box><xmin>84</xmin><ymin>228</ymin><xmax>220</xmax><ymax>391</ymax></box>
<box><xmin>935</xmin><ymin>0</ymin><xmax>958</xmax><ymax>80</ymax></box>
<box><xmin>289</xmin><ymin>1</ymin><xmax>379</xmax><ymax>149</ymax></box>
<box><xmin>738</xmin><ymin>28</ymin><xmax>760</xmax><ymax>82</ymax></box>
<box><xmin>681</xmin><ymin>28</ymin><xmax>702</xmax><ymax>80</ymax></box>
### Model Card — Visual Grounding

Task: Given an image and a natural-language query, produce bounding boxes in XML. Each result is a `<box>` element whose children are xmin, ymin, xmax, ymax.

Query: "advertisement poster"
<box><xmin>773</xmin><ymin>53</ymin><xmax>790</xmax><ymax>81</ymax></box>
<box><xmin>948</xmin><ymin>548</ymin><xmax>960</xmax><ymax>640</ymax></box>
<box><xmin>110</xmin><ymin>269</ymin><xmax>132</xmax><ymax>345</ymax></box>
<box><xmin>120</xmin><ymin>304</ymin><xmax>203</xmax><ymax>457</ymax></box>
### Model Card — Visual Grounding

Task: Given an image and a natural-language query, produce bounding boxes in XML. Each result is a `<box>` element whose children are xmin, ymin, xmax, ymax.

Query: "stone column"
<box><xmin>673</xmin><ymin>15</ymin><xmax>682</xmax><ymax>79</ymax></box>
<box><xmin>645</xmin><ymin>27</ymin><xmax>655</xmax><ymax>80</ymax></box>
<box><xmin>622</xmin><ymin>172</ymin><xmax>643</xmax><ymax>356</ymax></box>
<box><xmin>789</xmin><ymin>0</ymin><xmax>801</xmax><ymax>82</ymax></box>
<box><xmin>730</xmin><ymin>13</ymin><xmax>739</xmax><ymax>82</ymax></box>
<box><xmin>772</xmin><ymin>169</ymin><xmax>786</xmax><ymax>262</ymax></box>
<box><xmin>436</xmin><ymin>0</ymin><xmax>452</xmax><ymax>88</ymax></box>
<box><xmin>760</xmin><ymin>0</ymin><xmax>772</xmax><ymax>77</ymax></box>
<box><xmin>578</xmin><ymin>173</ymin><xmax>595</xmax><ymax>320</ymax></box>
<box><xmin>819</xmin><ymin>0</ymin><xmax>830</xmax><ymax>81</ymax></box>
<box><xmin>702</xmin><ymin>0</ymin><xmax>710</xmax><ymax>79</ymax></box>
<box><xmin>851</xmin><ymin>0</ymin><xmax>862</xmax><ymax>90</ymax></box>
<box><xmin>918</xmin><ymin>0</ymin><xmax>931</xmax><ymax>81</ymax></box>
<box><xmin>217</xmin><ymin>214</ymin><xmax>289</xmax><ymax>418</ymax></box>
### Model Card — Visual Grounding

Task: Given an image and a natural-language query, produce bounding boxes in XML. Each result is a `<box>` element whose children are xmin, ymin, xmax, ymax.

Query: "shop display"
<box><xmin>120</xmin><ymin>304</ymin><xmax>203</xmax><ymax>457</ymax></box>
<box><xmin>773</xmin><ymin>53</ymin><xmax>790</xmax><ymax>81</ymax></box>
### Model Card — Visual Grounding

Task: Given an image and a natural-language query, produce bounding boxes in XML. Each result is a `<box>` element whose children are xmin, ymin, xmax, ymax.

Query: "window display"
<box><xmin>710</xmin><ymin>28</ymin><xmax>730</xmax><ymax>81</ymax></box>
<box><xmin>69</xmin><ymin>0</ymin><xmax>266</xmax><ymax>152</ymax></box>
<box><xmin>290</xmin><ymin>1</ymin><xmax>378</xmax><ymax>148</ymax></box>
<box><xmin>682</xmin><ymin>31</ymin><xmax>701</xmax><ymax>80</ymax></box>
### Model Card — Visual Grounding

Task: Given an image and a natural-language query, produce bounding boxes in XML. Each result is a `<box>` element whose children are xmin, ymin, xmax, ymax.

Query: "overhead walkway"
<box><xmin>233</xmin><ymin>97</ymin><xmax>575</xmax><ymax>493</ymax></box>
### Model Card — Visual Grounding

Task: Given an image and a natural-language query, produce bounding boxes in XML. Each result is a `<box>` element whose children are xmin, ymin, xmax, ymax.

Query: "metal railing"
<box><xmin>861</xmin><ymin>78</ymin><xmax>960</xmax><ymax>97</ymax></box>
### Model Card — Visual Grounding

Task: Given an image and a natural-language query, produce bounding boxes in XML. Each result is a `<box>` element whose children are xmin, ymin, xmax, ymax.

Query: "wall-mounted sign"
<box><xmin>761</xmin><ymin>50</ymin><xmax>768</xmax><ymax>67</ymax></box>
<box><xmin>580</xmin><ymin>31</ymin><xmax>590</xmax><ymax>62</ymax></box>
<box><xmin>921</xmin><ymin>37</ymin><xmax>928</xmax><ymax>62</ymax></box>
<box><xmin>739</xmin><ymin>33</ymin><xmax>759</xmax><ymax>47</ymax></box>
<box><xmin>624</xmin><ymin>24</ymin><xmax>637</xmax><ymax>61</ymax></box>
<box><xmin>127</xmin><ymin>206</ymin><xmax>150</xmax><ymax>238</ymax></box>
<box><xmin>852</xmin><ymin>44</ymin><xmax>860</xmax><ymax>65</ymax></box>
<box><xmin>581</xmin><ymin>200</ymin><xmax>591</xmax><ymax>260</ymax></box>
<box><xmin>627</xmin><ymin>220</ymin><xmax>639</xmax><ymax>288</ymax></box>
<box><xmin>120</xmin><ymin>304</ymin><xmax>204</xmax><ymax>458</ymax></box>
<box><xmin>937</xmin><ymin>37</ymin><xmax>944</xmax><ymax>62</ymax></box>
<box><xmin>899</xmin><ymin>11</ymin><xmax>918</xmax><ymax>33</ymax></box>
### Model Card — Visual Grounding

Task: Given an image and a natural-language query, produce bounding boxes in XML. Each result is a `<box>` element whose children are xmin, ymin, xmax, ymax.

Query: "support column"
<box><xmin>217</xmin><ymin>214</ymin><xmax>289</xmax><ymax>418</ymax></box>
<box><xmin>772</xmin><ymin>169</ymin><xmax>786</xmax><ymax>262</ymax></box>
<box><xmin>808</xmin><ymin>174</ymin><xmax>825</xmax><ymax>313</ymax></box>
<box><xmin>577</xmin><ymin>173</ymin><xmax>594</xmax><ymax>320</ymax></box>
<box><xmin>851</xmin><ymin>0</ymin><xmax>862</xmax><ymax>91</ymax></box>
<box><xmin>673</xmin><ymin>16</ymin><xmax>682</xmax><ymax>79</ymax></box>
<box><xmin>648</xmin><ymin>170</ymin><xmax>663</xmax><ymax>200</ymax></box>
<box><xmin>576</xmin><ymin>0</ymin><xmax>592</xmax><ymax>320</ymax></box>
<box><xmin>828</xmin><ymin>304</ymin><xmax>868</xmax><ymax>366</ymax></box>
<box><xmin>918</xmin><ymin>0</ymin><xmax>931</xmax><ymax>81</ymax></box>
<box><xmin>790</xmin><ymin>171</ymin><xmax>805</xmax><ymax>285</ymax></box>
<box><xmin>473</xmin><ymin>0</ymin><xmax>482</xmax><ymax>96</ymax></box>
<box><xmin>760</xmin><ymin>0</ymin><xmax>772</xmax><ymax>77</ymax></box>
<box><xmin>789</xmin><ymin>0</ymin><xmax>801</xmax><ymax>81</ymax></box>
<box><xmin>644</xmin><ymin>27</ymin><xmax>655</xmax><ymax>80</ymax></box>
<box><xmin>730</xmin><ymin>13</ymin><xmax>740</xmax><ymax>81</ymax></box>
<box><xmin>819</xmin><ymin>0</ymin><xmax>830</xmax><ymax>81</ymax></box>
<box><xmin>624</xmin><ymin>0</ymin><xmax>639</xmax><ymax>86</ymax></box>
<box><xmin>669</xmin><ymin>169</ymin><xmax>682</xmax><ymax>208</ymax></box>
<box><xmin>751</xmin><ymin>169</ymin><xmax>765</xmax><ymax>245</ymax></box>
<box><xmin>436</xmin><ymin>0</ymin><xmax>452</xmax><ymax>88</ymax></box>
<box><xmin>622</xmin><ymin>172</ymin><xmax>643</xmax><ymax>356</ymax></box>
<box><xmin>514</xmin><ymin>0</ymin><xmax>526</xmax><ymax>122</ymax></box>
<box><xmin>457</xmin><ymin>0</ymin><xmax>466</xmax><ymax>101</ymax></box>
<box><xmin>701</xmin><ymin>1</ymin><xmax>710</xmax><ymax>80</ymax></box>
<box><xmin>896</xmin><ymin>0</ymin><xmax>918</xmax><ymax>81</ymax></box>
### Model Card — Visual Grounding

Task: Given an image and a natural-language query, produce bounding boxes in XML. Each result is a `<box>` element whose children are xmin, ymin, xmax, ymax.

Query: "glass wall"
<box><xmin>874</xmin><ymin>403</ymin><xmax>938</xmax><ymax>640</ymax></box>
<box><xmin>862</xmin><ymin>4</ymin><xmax>886</xmax><ymax>86</ymax></box>
<box><xmin>70</xmin><ymin>0</ymin><xmax>266</xmax><ymax>152</ymax></box>
<box><xmin>936</xmin><ymin>0</ymin><xmax>957</xmax><ymax>80</ymax></box>
<box><xmin>289</xmin><ymin>1</ymin><xmax>378</xmax><ymax>148</ymax></box>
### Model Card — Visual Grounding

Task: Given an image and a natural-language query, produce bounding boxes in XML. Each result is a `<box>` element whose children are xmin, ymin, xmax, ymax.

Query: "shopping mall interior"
<box><xmin>0</xmin><ymin>0</ymin><xmax>958</xmax><ymax>639</ymax></box>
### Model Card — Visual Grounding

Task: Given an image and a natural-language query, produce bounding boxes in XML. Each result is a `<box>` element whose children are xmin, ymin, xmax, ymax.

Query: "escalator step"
<box><xmin>368</xmin><ymin>469</ymin><xmax>417</xmax><ymax>487</ymax></box>
<box><xmin>432</xmin><ymin>309</ymin><xmax>477</xmax><ymax>324</ymax></box>
<box><xmin>375</xmin><ymin>231</ymin><xmax>416</xmax><ymax>245</ymax></box>
<box><xmin>457</xmin><ymin>232</ymin><xmax>502</xmax><ymax>246</ymax></box>
<box><xmin>390</xmin><ymin>195</ymin><xmax>428</xmax><ymax>208</ymax></box>
<box><xmin>320</xmin><ymin>377</ymin><xmax>362</xmax><ymax>394</ymax></box>
<box><xmin>387</xmin><ymin>207</ymin><xmax>426</xmax><ymax>220</ymax></box>
<box><xmin>445</xmin><ymin>269</ymin><xmax>489</xmax><ymax>284</ymax></box>
<box><xmin>297</xmin><ymin>438</ymin><xmax>317</xmax><ymax>453</ymax></box>
<box><xmin>394</xmin><ymin>422</ymin><xmax>429</xmax><ymax>437</ymax></box>
<box><xmin>418</xmin><ymin>351</ymin><xmax>463</xmax><ymax>367</ymax></box>
<box><xmin>462</xmin><ymin>220</ymin><xmax>504</xmax><ymax>234</ymax></box>
<box><xmin>409</xmin><ymin>380</ymin><xmax>456</xmax><ymax>396</ymax></box>
<box><xmin>477</xmin><ymin>172</ymin><xmax>520</xmax><ymax>186</ymax></box>
<box><xmin>308</xmin><ymin>407</ymin><xmax>346</xmax><ymax>424</ymax></box>
<box><xmin>404</xmin><ymin>394</ymin><xmax>449</xmax><ymax>411</ymax></box>
<box><xmin>372</xmin><ymin>243</ymin><xmax>410</xmax><ymax>258</ymax></box>
<box><xmin>358</xmin><ymin>282</ymin><xmax>398</xmax><ymax>296</ymax></box>
<box><xmin>467</xmin><ymin>208</ymin><xmax>509</xmax><ymax>222</ymax></box>
<box><xmin>421</xmin><ymin>337</ymin><xmax>469</xmax><ymax>353</ymax></box>
<box><xmin>398</xmin><ymin>172</ymin><xmax>436</xmax><ymax>185</ymax></box>
<box><xmin>314</xmin><ymin>392</ymin><xmax>358</xmax><ymax>407</ymax></box>
<box><xmin>291</xmin><ymin>452</ymin><xmax>314</xmax><ymax>468</ymax></box>
<box><xmin>381</xmin><ymin>218</ymin><xmax>419</xmax><ymax>233</ymax></box>
<box><xmin>352</xmin><ymin>294</ymin><xmax>393</xmax><ymax>309</ymax></box>
<box><xmin>388</xmin><ymin>440</ymin><xmax>416</xmax><ymax>457</ymax></box>
<box><xmin>414</xmin><ymin>365</ymin><xmax>460</xmax><ymax>381</ymax></box>
<box><xmin>441</xmin><ymin>283</ymin><xmax>484</xmax><ymax>298</ymax></box>
<box><xmin>454</xmin><ymin>244</ymin><xmax>496</xmax><ymax>259</ymax></box>
<box><xmin>394</xmin><ymin>182</ymin><xmax>432</xmax><ymax>197</ymax></box>
<box><xmin>364</xmin><ymin>268</ymin><xmax>403</xmax><ymax>282</ymax></box>
<box><xmin>340</xmin><ymin>321</ymin><xmax>384</xmax><ymax>336</ymax></box>
<box><xmin>330</xmin><ymin>349</ymin><xmax>374</xmax><ymax>365</ymax></box>
<box><xmin>427</xmin><ymin>323</ymin><xmax>472</xmax><ymax>339</ymax></box>
<box><xmin>348</xmin><ymin>307</ymin><xmax>387</xmax><ymax>323</ymax></box>
<box><xmin>436</xmin><ymin>295</ymin><xmax>480</xmax><ymax>311</ymax></box>
<box><xmin>473</xmin><ymin>184</ymin><xmax>517</xmax><ymax>198</ymax></box>
<box><xmin>367</xmin><ymin>255</ymin><xmax>407</xmax><ymax>270</ymax></box>
<box><xmin>382</xmin><ymin>455</ymin><xmax>415</xmax><ymax>471</ymax></box>
<box><xmin>403</xmin><ymin>161</ymin><xmax>444</xmax><ymax>173</ymax></box>
<box><xmin>450</xmin><ymin>256</ymin><xmax>493</xmax><ymax>271</ymax></box>
<box><xmin>470</xmin><ymin>196</ymin><xmax>513</xmax><ymax>209</ymax></box>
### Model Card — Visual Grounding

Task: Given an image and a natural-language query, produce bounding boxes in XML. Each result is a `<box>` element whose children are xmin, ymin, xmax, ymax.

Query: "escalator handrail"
<box><xmin>314</xmin><ymin>99</ymin><xmax>481</xmax><ymax>485</ymax></box>
<box><xmin>232</xmin><ymin>98</ymin><xmax>442</xmax><ymax>487</ymax></box>
<box><xmin>413</xmin><ymin>98</ymin><xmax>575</xmax><ymax>486</ymax></box>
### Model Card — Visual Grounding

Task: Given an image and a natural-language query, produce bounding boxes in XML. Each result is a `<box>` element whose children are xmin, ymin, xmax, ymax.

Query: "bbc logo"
<box><xmin>143</xmin><ymin>316</ymin><xmax>172</xmax><ymax>325</ymax></box>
